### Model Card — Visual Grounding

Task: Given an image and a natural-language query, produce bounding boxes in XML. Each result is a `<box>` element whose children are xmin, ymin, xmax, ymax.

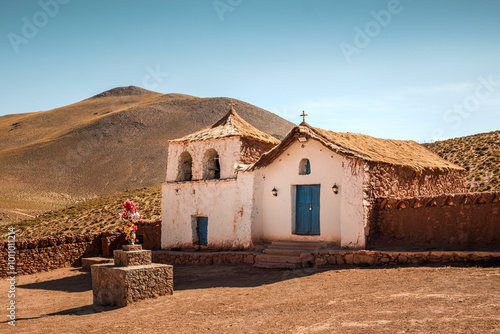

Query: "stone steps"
<box><xmin>270</xmin><ymin>240</ymin><xmax>328</xmax><ymax>248</ymax></box>
<box><xmin>256</xmin><ymin>253</ymin><xmax>302</xmax><ymax>264</ymax></box>
<box><xmin>263</xmin><ymin>248</ymin><xmax>304</xmax><ymax>255</ymax></box>
<box><xmin>253</xmin><ymin>261</ymin><xmax>299</xmax><ymax>269</ymax></box>
<box><xmin>253</xmin><ymin>240</ymin><xmax>329</xmax><ymax>269</ymax></box>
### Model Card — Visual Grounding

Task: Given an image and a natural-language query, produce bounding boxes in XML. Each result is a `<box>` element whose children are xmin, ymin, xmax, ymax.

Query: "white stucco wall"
<box><xmin>162</xmin><ymin>134</ymin><xmax>366</xmax><ymax>250</ymax></box>
<box><xmin>166</xmin><ymin>137</ymin><xmax>242</xmax><ymax>182</ymax></box>
<box><xmin>162</xmin><ymin>136</ymin><xmax>255</xmax><ymax>250</ymax></box>
<box><xmin>161</xmin><ymin>177</ymin><xmax>254</xmax><ymax>249</ymax></box>
<box><xmin>251</xmin><ymin>139</ymin><xmax>366</xmax><ymax>248</ymax></box>
<box><xmin>339</xmin><ymin>159</ymin><xmax>366</xmax><ymax>248</ymax></box>
<box><xmin>253</xmin><ymin>139</ymin><xmax>344</xmax><ymax>243</ymax></box>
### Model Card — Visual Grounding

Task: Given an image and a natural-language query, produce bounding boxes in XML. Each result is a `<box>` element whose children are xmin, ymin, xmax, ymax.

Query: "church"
<box><xmin>161</xmin><ymin>107</ymin><xmax>466</xmax><ymax>250</ymax></box>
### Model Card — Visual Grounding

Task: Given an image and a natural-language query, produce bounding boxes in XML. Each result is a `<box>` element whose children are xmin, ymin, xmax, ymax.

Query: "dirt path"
<box><xmin>6</xmin><ymin>210</ymin><xmax>35</xmax><ymax>218</ymax></box>
<box><xmin>1</xmin><ymin>264</ymin><xmax>499</xmax><ymax>333</ymax></box>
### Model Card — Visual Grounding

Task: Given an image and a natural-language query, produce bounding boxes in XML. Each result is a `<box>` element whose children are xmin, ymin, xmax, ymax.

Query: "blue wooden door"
<box><xmin>296</xmin><ymin>185</ymin><xmax>320</xmax><ymax>235</ymax></box>
<box><xmin>197</xmin><ymin>217</ymin><xmax>208</xmax><ymax>245</ymax></box>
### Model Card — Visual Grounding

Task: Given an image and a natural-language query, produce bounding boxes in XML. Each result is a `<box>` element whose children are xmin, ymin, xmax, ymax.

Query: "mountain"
<box><xmin>423</xmin><ymin>130</ymin><xmax>500</xmax><ymax>192</ymax></box>
<box><xmin>0</xmin><ymin>86</ymin><xmax>295</xmax><ymax>224</ymax></box>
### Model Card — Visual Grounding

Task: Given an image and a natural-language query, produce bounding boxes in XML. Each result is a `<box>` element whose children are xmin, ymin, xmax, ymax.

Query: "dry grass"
<box><xmin>0</xmin><ymin>186</ymin><xmax>161</xmax><ymax>240</ymax></box>
<box><xmin>424</xmin><ymin>130</ymin><xmax>500</xmax><ymax>192</ymax></box>
<box><xmin>172</xmin><ymin>108</ymin><xmax>281</xmax><ymax>144</ymax></box>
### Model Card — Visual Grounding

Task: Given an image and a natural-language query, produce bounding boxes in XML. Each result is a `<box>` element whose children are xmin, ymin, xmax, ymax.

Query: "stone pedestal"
<box><xmin>82</xmin><ymin>257</ymin><xmax>114</xmax><ymax>270</ymax></box>
<box><xmin>92</xmin><ymin>244</ymin><xmax>173</xmax><ymax>307</ymax></box>
<box><xmin>114</xmin><ymin>248</ymin><xmax>152</xmax><ymax>266</ymax></box>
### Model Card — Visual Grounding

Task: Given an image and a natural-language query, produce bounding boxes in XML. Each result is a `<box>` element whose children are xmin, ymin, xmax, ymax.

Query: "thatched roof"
<box><xmin>251</xmin><ymin>122</ymin><xmax>464</xmax><ymax>172</ymax></box>
<box><xmin>170</xmin><ymin>108</ymin><xmax>281</xmax><ymax>145</ymax></box>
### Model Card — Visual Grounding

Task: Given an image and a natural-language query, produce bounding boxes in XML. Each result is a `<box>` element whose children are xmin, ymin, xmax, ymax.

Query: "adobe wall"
<box><xmin>253</xmin><ymin>139</ymin><xmax>346</xmax><ymax>245</ymax></box>
<box><xmin>367</xmin><ymin>192</ymin><xmax>500</xmax><ymax>251</ymax></box>
<box><xmin>161</xmin><ymin>178</ymin><xmax>254</xmax><ymax>250</ymax></box>
<box><xmin>136</xmin><ymin>220</ymin><xmax>161</xmax><ymax>250</ymax></box>
<box><xmin>0</xmin><ymin>231</ymin><xmax>126</xmax><ymax>277</ymax></box>
<box><xmin>166</xmin><ymin>137</ymin><xmax>242</xmax><ymax>181</ymax></box>
<box><xmin>362</xmin><ymin>163</ymin><xmax>468</xmax><ymax>244</ymax></box>
<box><xmin>365</xmin><ymin>163</ymin><xmax>467</xmax><ymax>199</ymax></box>
<box><xmin>240</xmin><ymin>138</ymin><xmax>277</xmax><ymax>164</ymax></box>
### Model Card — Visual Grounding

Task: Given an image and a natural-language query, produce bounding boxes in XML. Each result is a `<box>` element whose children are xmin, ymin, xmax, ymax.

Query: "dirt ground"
<box><xmin>0</xmin><ymin>264</ymin><xmax>499</xmax><ymax>333</ymax></box>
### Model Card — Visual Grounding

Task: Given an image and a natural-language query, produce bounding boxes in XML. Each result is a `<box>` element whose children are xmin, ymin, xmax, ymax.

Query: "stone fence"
<box><xmin>0</xmin><ymin>231</ymin><xmax>125</xmax><ymax>277</ymax></box>
<box><xmin>152</xmin><ymin>249</ymin><xmax>499</xmax><ymax>267</ymax></box>
<box><xmin>367</xmin><ymin>191</ymin><xmax>500</xmax><ymax>251</ymax></box>
<box><xmin>0</xmin><ymin>220</ymin><xmax>162</xmax><ymax>277</ymax></box>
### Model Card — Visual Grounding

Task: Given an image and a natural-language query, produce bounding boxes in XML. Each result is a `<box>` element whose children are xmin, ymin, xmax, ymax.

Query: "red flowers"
<box><xmin>122</xmin><ymin>200</ymin><xmax>137</xmax><ymax>214</ymax></box>
<box><xmin>119</xmin><ymin>200</ymin><xmax>142</xmax><ymax>245</ymax></box>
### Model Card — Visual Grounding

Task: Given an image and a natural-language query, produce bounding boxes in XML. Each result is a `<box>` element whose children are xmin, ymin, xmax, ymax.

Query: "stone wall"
<box><xmin>153</xmin><ymin>250</ymin><xmax>257</xmax><ymax>265</ymax></box>
<box><xmin>151</xmin><ymin>250</ymin><xmax>499</xmax><ymax>267</ymax></box>
<box><xmin>136</xmin><ymin>220</ymin><xmax>161</xmax><ymax>250</ymax></box>
<box><xmin>307</xmin><ymin>250</ymin><xmax>499</xmax><ymax>267</ymax></box>
<box><xmin>367</xmin><ymin>192</ymin><xmax>500</xmax><ymax>250</ymax></box>
<box><xmin>0</xmin><ymin>231</ymin><xmax>126</xmax><ymax>277</ymax></box>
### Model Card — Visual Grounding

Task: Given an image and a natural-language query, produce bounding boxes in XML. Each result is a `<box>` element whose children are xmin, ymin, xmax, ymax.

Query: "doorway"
<box><xmin>196</xmin><ymin>217</ymin><xmax>208</xmax><ymax>245</ymax></box>
<box><xmin>295</xmin><ymin>185</ymin><xmax>320</xmax><ymax>235</ymax></box>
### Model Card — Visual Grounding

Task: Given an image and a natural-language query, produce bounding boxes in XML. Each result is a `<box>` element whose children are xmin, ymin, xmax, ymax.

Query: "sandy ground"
<box><xmin>0</xmin><ymin>264</ymin><xmax>499</xmax><ymax>333</ymax></box>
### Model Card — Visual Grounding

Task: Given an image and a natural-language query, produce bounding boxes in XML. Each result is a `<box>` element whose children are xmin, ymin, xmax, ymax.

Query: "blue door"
<box><xmin>197</xmin><ymin>217</ymin><xmax>208</xmax><ymax>245</ymax></box>
<box><xmin>296</xmin><ymin>185</ymin><xmax>320</xmax><ymax>235</ymax></box>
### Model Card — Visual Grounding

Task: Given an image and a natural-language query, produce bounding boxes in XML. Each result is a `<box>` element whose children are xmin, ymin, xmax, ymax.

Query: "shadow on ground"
<box><xmin>18</xmin><ymin>269</ymin><xmax>92</xmax><ymax>293</ymax></box>
<box><xmin>17</xmin><ymin>263</ymin><xmax>499</xmax><ymax>294</ymax></box>
<box><xmin>173</xmin><ymin>265</ymin><xmax>333</xmax><ymax>290</ymax></box>
<box><xmin>172</xmin><ymin>261</ymin><xmax>500</xmax><ymax>291</ymax></box>
<box><xmin>0</xmin><ymin>304</ymin><xmax>120</xmax><ymax>324</ymax></box>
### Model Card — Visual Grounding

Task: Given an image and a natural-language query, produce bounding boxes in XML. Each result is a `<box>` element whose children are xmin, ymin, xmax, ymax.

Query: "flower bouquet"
<box><xmin>119</xmin><ymin>200</ymin><xmax>142</xmax><ymax>245</ymax></box>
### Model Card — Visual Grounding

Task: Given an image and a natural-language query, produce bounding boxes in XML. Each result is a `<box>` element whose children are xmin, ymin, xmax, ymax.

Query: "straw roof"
<box><xmin>170</xmin><ymin>108</ymin><xmax>281</xmax><ymax>145</ymax></box>
<box><xmin>251</xmin><ymin>122</ymin><xmax>464</xmax><ymax>172</ymax></box>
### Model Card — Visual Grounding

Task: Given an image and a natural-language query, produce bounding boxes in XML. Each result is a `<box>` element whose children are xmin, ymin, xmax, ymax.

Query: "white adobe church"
<box><xmin>161</xmin><ymin>107</ymin><xmax>465</xmax><ymax>250</ymax></box>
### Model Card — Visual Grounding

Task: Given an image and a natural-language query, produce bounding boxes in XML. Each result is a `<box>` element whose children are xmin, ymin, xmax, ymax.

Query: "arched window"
<box><xmin>203</xmin><ymin>149</ymin><xmax>220</xmax><ymax>180</ymax></box>
<box><xmin>177</xmin><ymin>151</ymin><xmax>193</xmax><ymax>181</ymax></box>
<box><xmin>299</xmin><ymin>158</ymin><xmax>311</xmax><ymax>175</ymax></box>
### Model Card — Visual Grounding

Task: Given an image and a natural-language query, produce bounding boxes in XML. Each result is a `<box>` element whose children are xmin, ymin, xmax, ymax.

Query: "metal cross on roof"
<box><xmin>300</xmin><ymin>110</ymin><xmax>308</xmax><ymax>122</ymax></box>
<box><xmin>229</xmin><ymin>102</ymin><xmax>236</xmax><ymax>108</ymax></box>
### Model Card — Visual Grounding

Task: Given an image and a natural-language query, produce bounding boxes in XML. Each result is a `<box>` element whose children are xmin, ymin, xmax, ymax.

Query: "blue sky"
<box><xmin>1</xmin><ymin>0</ymin><xmax>499</xmax><ymax>141</ymax></box>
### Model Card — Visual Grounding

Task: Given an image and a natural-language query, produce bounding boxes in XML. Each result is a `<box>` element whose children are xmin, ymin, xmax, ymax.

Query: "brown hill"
<box><xmin>423</xmin><ymin>131</ymin><xmax>500</xmax><ymax>192</ymax></box>
<box><xmin>0</xmin><ymin>87</ymin><xmax>295</xmax><ymax>224</ymax></box>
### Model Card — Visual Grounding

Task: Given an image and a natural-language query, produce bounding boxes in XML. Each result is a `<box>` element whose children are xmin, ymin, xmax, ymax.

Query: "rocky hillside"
<box><xmin>424</xmin><ymin>131</ymin><xmax>500</xmax><ymax>192</ymax></box>
<box><xmin>0</xmin><ymin>86</ymin><xmax>295</xmax><ymax>224</ymax></box>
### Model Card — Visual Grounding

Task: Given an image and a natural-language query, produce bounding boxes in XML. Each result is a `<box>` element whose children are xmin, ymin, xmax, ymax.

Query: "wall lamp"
<box><xmin>272</xmin><ymin>187</ymin><xmax>278</xmax><ymax>197</ymax></box>
<box><xmin>332</xmin><ymin>184</ymin><xmax>339</xmax><ymax>194</ymax></box>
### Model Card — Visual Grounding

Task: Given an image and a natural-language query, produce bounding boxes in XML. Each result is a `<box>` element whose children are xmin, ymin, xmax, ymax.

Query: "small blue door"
<box><xmin>296</xmin><ymin>185</ymin><xmax>320</xmax><ymax>235</ymax></box>
<box><xmin>197</xmin><ymin>217</ymin><xmax>208</xmax><ymax>245</ymax></box>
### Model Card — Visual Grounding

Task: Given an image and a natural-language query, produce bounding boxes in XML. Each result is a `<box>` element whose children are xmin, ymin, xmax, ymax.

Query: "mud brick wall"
<box><xmin>365</xmin><ymin>163</ymin><xmax>467</xmax><ymax>199</ymax></box>
<box><xmin>0</xmin><ymin>231</ymin><xmax>126</xmax><ymax>277</ymax></box>
<box><xmin>367</xmin><ymin>192</ymin><xmax>500</xmax><ymax>250</ymax></box>
<box><xmin>240</xmin><ymin>138</ymin><xmax>277</xmax><ymax>164</ymax></box>
<box><xmin>136</xmin><ymin>220</ymin><xmax>161</xmax><ymax>250</ymax></box>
